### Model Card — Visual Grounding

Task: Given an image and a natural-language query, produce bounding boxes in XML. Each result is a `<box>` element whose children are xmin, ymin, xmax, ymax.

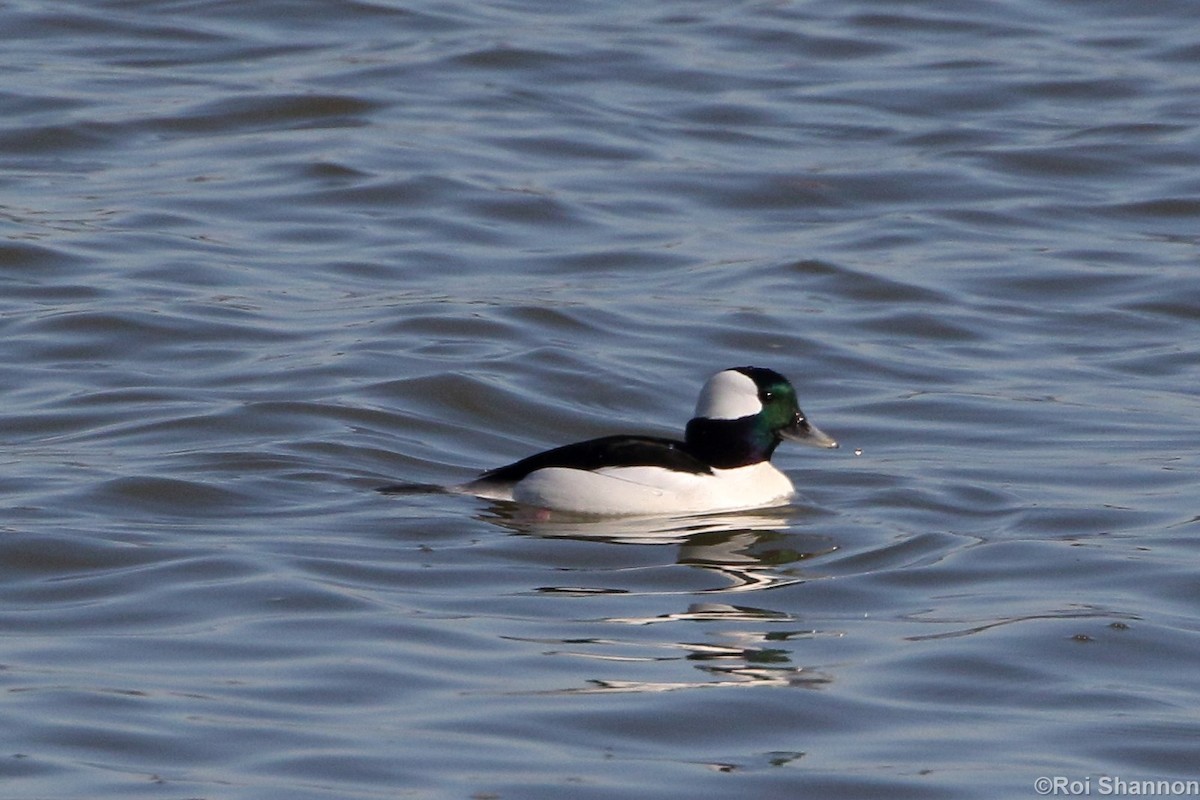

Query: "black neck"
<box><xmin>684</xmin><ymin>416</ymin><xmax>779</xmax><ymax>469</ymax></box>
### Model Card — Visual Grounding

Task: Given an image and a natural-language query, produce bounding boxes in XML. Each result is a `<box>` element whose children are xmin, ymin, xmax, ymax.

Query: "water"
<box><xmin>3</xmin><ymin>1</ymin><xmax>1199</xmax><ymax>797</ymax></box>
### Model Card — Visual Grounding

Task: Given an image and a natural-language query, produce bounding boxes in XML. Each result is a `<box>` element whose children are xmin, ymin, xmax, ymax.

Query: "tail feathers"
<box><xmin>377</xmin><ymin>479</ymin><xmax>515</xmax><ymax>502</ymax></box>
<box><xmin>376</xmin><ymin>482</ymin><xmax>447</xmax><ymax>496</ymax></box>
<box><xmin>452</xmin><ymin>478</ymin><xmax>514</xmax><ymax>502</ymax></box>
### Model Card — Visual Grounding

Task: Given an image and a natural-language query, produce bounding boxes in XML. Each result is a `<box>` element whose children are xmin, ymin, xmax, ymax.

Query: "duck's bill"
<box><xmin>783</xmin><ymin>419</ymin><xmax>839</xmax><ymax>449</ymax></box>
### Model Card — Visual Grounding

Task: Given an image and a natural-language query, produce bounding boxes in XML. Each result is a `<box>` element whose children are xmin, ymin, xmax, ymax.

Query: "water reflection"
<box><xmin>565</xmin><ymin>666</ymin><xmax>834</xmax><ymax>694</ymax></box>
<box><xmin>605</xmin><ymin>601</ymin><xmax>795</xmax><ymax>626</ymax></box>
<box><xmin>480</xmin><ymin>502</ymin><xmax>839</xmax><ymax>593</ymax></box>
<box><xmin>509</xmin><ymin>619</ymin><xmax>836</xmax><ymax>695</ymax></box>
<box><xmin>481</xmin><ymin>504</ymin><xmax>842</xmax><ymax>695</ymax></box>
<box><xmin>901</xmin><ymin>605</ymin><xmax>1140</xmax><ymax>641</ymax></box>
<box><xmin>677</xmin><ymin>529</ymin><xmax>837</xmax><ymax>593</ymax></box>
<box><xmin>478</xmin><ymin>502</ymin><xmax>799</xmax><ymax>543</ymax></box>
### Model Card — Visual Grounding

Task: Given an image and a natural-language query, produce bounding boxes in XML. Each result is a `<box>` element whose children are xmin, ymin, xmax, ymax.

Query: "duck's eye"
<box><xmin>761</xmin><ymin>390</ymin><xmax>774</xmax><ymax>401</ymax></box>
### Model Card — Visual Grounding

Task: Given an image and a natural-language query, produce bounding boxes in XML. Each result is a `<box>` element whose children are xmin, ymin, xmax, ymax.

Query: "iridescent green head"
<box><xmin>686</xmin><ymin>367</ymin><xmax>837</xmax><ymax>468</ymax></box>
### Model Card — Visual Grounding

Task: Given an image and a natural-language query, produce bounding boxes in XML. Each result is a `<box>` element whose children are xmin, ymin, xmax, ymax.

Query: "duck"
<box><xmin>453</xmin><ymin>366</ymin><xmax>838</xmax><ymax>516</ymax></box>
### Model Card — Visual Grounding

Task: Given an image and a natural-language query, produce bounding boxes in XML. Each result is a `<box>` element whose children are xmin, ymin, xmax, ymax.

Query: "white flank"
<box><xmin>508</xmin><ymin>462</ymin><xmax>795</xmax><ymax>516</ymax></box>
<box><xmin>692</xmin><ymin>369</ymin><xmax>762</xmax><ymax>420</ymax></box>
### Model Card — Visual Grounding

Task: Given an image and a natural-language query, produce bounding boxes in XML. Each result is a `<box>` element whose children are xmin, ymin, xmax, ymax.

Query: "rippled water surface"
<box><xmin>4</xmin><ymin>1</ymin><xmax>1200</xmax><ymax>797</ymax></box>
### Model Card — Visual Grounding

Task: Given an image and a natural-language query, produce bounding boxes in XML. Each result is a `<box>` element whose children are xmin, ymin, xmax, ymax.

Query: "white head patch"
<box><xmin>693</xmin><ymin>369</ymin><xmax>762</xmax><ymax>420</ymax></box>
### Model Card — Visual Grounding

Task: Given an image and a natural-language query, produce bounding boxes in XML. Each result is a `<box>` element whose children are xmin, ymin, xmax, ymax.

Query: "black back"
<box><xmin>477</xmin><ymin>435</ymin><xmax>713</xmax><ymax>483</ymax></box>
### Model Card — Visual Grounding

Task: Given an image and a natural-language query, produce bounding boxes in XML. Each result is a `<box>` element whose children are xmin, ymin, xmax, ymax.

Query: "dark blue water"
<box><xmin>3</xmin><ymin>1</ymin><xmax>1199</xmax><ymax>798</ymax></box>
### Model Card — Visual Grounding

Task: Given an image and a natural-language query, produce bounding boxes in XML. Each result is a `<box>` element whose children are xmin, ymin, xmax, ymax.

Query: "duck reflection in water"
<box><xmin>478</xmin><ymin>502</ymin><xmax>838</xmax><ymax>593</ymax></box>
<box><xmin>475</xmin><ymin>503</ymin><xmax>842</xmax><ymax>695</ymax></box>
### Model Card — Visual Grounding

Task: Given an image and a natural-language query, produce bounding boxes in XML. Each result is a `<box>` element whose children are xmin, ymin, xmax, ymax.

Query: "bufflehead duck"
<box><xmin>456</xmin><ymin>366</ymin><xmax>837</xmax><ymax>516</ymax></box>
